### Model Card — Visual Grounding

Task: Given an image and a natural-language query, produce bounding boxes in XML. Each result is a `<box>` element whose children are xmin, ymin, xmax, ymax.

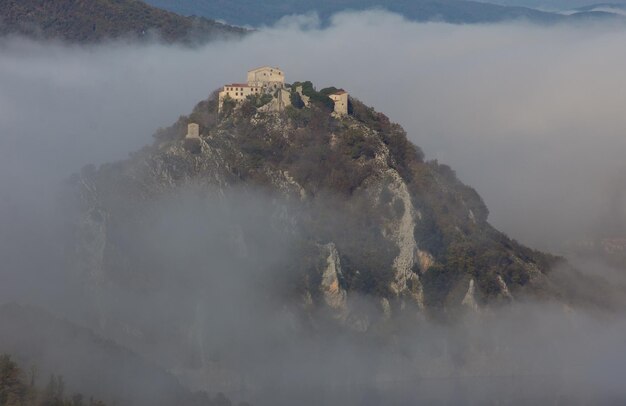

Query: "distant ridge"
<box><xmin>575</xmin><ymin>2</ymin><xmax>626</xmax><ymax>12</ymax></box>
<box><xmin>142</xmin><ymin>0</ymin><xmax>622</xmax><ymax>26</ymax></box>
<box><xmin>0</xmin><ymin>0</ymin><xmax>246</xmax><ymax>44</ymax></box>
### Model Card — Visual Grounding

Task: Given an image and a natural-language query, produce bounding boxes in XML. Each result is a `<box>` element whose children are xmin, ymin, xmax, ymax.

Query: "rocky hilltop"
<box><xmin>73</xmin><ymin>81</ymin><xmax>567</xmax><ymax>325</ymax></box>
<box><xmin>66</xmin><ymin>78</ymin><xmax>600</xmax><ymax>400</ymax></box>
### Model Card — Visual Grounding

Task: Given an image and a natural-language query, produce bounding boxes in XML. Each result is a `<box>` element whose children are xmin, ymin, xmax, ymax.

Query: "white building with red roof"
<box><xmin>218</xmin><ymin>67</ymin><xmax>286</xmax><ymax>112</ymax></box>
<box><xmin>220</xmin><ymin>83</ymin><xmax>262</xmax><ymax>101</ymax></box>
<box><xmin>218</xmin><ymin>67</ymin><xmax>349</xmax><ymax>116</ymax></box>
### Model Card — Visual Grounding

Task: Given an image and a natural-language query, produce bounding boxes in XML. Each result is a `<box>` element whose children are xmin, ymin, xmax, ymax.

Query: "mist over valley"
<box><xmin>1</xmin><ymin>4</ymin><xmax>626</xmax><ymax>405</ymax></box>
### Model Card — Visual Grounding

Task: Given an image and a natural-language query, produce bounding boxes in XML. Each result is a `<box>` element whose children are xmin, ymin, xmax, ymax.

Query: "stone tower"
<box><xmin>329</xmin><ymin>90</ymin><xmax>349</xmax><ymax>116</ymax></box>
<box><xmin>185</xmin><ymin>123</ymin><xmax>200</xmax><ymax>139</ymax></box>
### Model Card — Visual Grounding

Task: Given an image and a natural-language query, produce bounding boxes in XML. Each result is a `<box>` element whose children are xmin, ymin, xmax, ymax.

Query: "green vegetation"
<box><xmin>289</xmin><ymin>91</ymin><xmax>305</xmax><ymax>109</ymax></box>
<box><xmin>291</xmin><ymin>82</ymin><xmax>334</xmax><ymax>110</ymax></box>
<box><xmin>0</xmin><ymin>354</ymin><xmax>106</xmax><ymax>406</ymax></box>
<box><xmin>0</xmin><ymin>351</ymin><xmax>247</xmax><ymax>406</ymax></box>
<box><xmin>0</xmin><ymin>304</ymin><xmax>248</xmax><ymax>406</ymax></box>
<box><xmin>183</xmin><ymin>137</ymin><xmax>202</xmax><ymax>154</ymax></box>
<box><xmin>421</xmin><ymin>263</ymin><xmax>459</xmax><ymax>309</ymax></box>
<box><xmin>247</xmin><ymin>93</ymin><xmax>273</xmax><ymax>108</ymax></box>
<box><xmin>143</xmin><ymin>0</ymin><xmax>567</xmax><ymax>27</ymax></box>
<box><xmin>343</xmin><ymin>129</ymin><xmax>377</xmax><ymax>159</ymax></box>
<box><xmin>0</xmin><ymin>0</ymin><xmax>245</xmax><ymax>44</ymax></box>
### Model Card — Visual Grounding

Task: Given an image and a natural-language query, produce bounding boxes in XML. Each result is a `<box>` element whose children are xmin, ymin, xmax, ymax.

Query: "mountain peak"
<box><xmin>215</xmin><ymin>66</ymin><xmax>350</xmax><ymax>117</ymax></box>
<box><xmin>74</xmin><ymin>72</ymin><xmax>569</xmax><ymax>325</ymax></box>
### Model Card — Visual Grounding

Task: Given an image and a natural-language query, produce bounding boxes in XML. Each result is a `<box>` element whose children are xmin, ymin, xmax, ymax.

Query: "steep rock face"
<box><xmin>384</xmin><ymin>170</ymin><xmax>422</xmax><ymax>301</ymax></box>
<box><xmin>318</xmin><ymin>243</ymin><xmax>348</xmax><ymax>318</ymax></box>
<box><xmin>71</xmin><ymin>87</ymin><xmax>563</xmax><ymax>338</ymax></box>
<box><xmin>461</xmin><ymin>279</ymin><xmax>479</xmax><ymax>311</ymax></box>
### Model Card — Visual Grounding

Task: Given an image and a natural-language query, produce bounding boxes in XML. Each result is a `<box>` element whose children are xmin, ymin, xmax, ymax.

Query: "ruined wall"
<box><xmin>186</xmin><ymin>123</ymin><xmax>200</xmax><ymax>139</ymax></box>
<box><xmin>330</xmin><ymin>92</ymin><xmax>349</xmax><ymax>116</ymax></box>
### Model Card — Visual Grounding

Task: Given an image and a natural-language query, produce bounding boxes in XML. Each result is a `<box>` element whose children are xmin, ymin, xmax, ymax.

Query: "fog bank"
<box><xmin>2</xmin><ymin>14</ymin><xmax>626</xmax><ymax>251</ymax></box>
<box><xmin>2</xmin><ymin>11</ymin><xmax>626</xmax><ymax>404</ymax></box>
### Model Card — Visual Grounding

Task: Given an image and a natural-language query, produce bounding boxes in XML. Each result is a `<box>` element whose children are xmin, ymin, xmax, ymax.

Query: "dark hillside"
<box><xmin>0</xmin><ymin>303</ymin><xmax>239</xmax><ymax>406</ymax></box>
<box><xmin>0</xmin><ymin>0</ymin><xmax>245</xmax><ymax>44</ymax></box>
<box><xmin>145</xmin><ymin>0</ymin><xmax>570</xmax><ymax>26</ymax></box>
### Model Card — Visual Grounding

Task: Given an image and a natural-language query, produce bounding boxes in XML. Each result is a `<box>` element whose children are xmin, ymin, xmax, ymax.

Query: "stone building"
<box><xmin>246</xmin><ymin>66</ymin><xmax>285</xmax><ymax>89</ymax></box>
<box><xmin>185</xmin><ymin>123</ymin><xmax>200</xmax><ymax>139</ymax></box>
<box><xmin>219</xmin><ymin>83</ymin><xmax>262</xmax><ymax>103</ymax></box>
<box><xmin>218</xmin><ymin>66</ymin><xmax>286</xmax><ymax>112</ymax></box>
<box><xmin>329</xmin><ymin>90</ymin><xmax>349</xmax><ymax>116</ymax></box>
<box><xmin>217</xmin><ymin>67</ymin><xmax>349</xmax><ymax>117</ymax></box>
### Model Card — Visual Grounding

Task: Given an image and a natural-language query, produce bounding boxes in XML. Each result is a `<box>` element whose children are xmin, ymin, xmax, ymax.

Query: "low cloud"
<box><xmin>2</xmin><ymin>13</ymin><xmax>626</xmax><ymax>251</ymax></box>
<box><xmin>2</xmin><ymin>11</ymin><xmax>626</xmax><ymax>404</ymax></box>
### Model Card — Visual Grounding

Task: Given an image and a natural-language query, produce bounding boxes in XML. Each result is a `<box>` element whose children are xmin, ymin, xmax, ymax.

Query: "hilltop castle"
<box><xmin>247</xmin><ymin>66</ymin><xmax>285</xmax><ymax>89</ymax></box>
<box><xmin>218</xmin><ymin>66</ymin><xmax>349</xmax><ymax>116</ymax></box>
<box><xmin>218</xmin><ymin>66</ymin><xmax>289</xmax><ymax>113</ymax></box>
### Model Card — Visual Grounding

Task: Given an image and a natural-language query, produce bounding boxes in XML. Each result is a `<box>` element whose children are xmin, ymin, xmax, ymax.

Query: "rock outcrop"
<box><xmin>71</xmin><ymin>83</ymin><xmax>565</xmax><ymax>358</ymax></box>
<box><xmin>318</xmin><ymin>243</ymin><xmax>348</xmax><ymax>318</ymax></box>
